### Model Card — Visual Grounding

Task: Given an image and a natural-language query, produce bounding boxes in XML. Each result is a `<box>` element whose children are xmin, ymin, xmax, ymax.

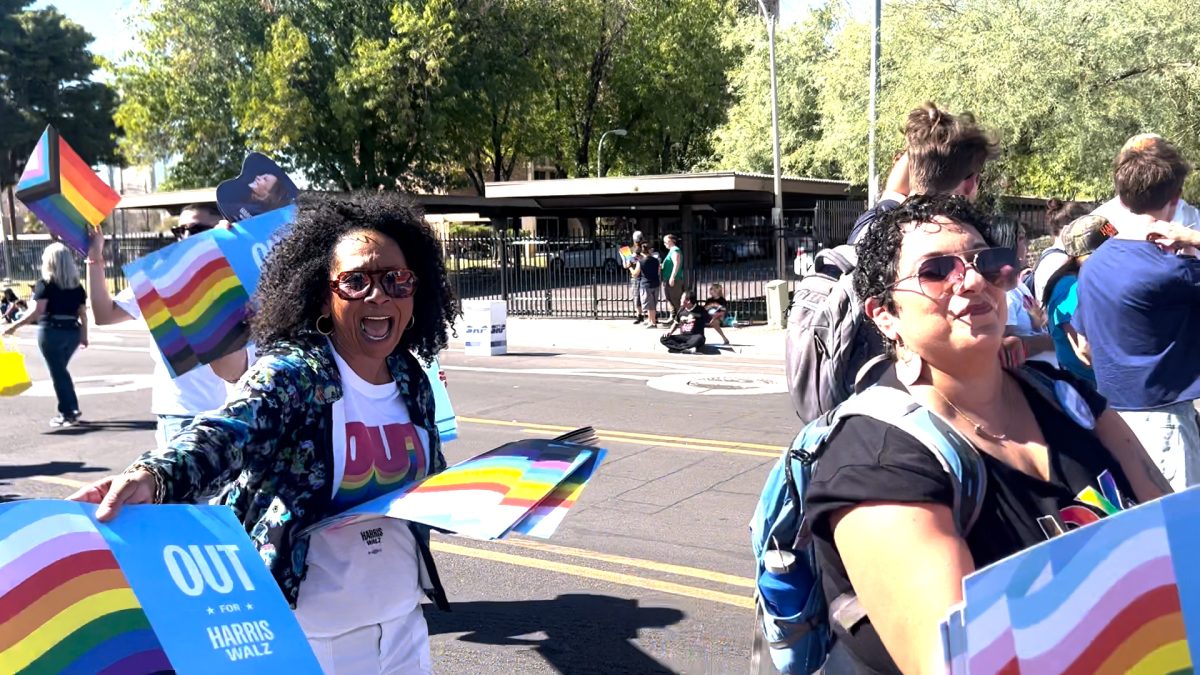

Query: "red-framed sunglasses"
<box><xmin>888</xmin><ymin>247</ymin><xmax>1018</xmax><ymax>297</ymax></box>
<box><xmin>329</xmin><ymin>269</ymin><xmax>418</xmax><ymax>300</ymax></box>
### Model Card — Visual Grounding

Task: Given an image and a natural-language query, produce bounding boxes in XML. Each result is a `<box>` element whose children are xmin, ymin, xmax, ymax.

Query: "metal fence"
<box><xmin>1</xmin><ymin>232</ymin><xmax>173</xmax><ymax>292</ymax></box>
<box><xmin>2</xmin><ymin>196</ymin><xmax>1056</xmax><ymax>322</ymax></box>
<box><xmin>443</xmin><ymin>230</ymin><xmax>818</xmax><ymax>323</ymax></box>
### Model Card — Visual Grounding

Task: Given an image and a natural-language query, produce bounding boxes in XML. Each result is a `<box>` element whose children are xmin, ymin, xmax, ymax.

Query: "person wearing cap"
<box><xmin>1075</xmin><ymin>134</ymin><xmax>1200</xmax><ymax>490</ymax></box>
<box><xmin>1041</xmin><ymin>215</ymin><xmax>1113</xmax><ymax>383</ymax></box>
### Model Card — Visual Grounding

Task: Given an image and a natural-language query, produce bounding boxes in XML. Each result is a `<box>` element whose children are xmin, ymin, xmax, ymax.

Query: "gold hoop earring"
<box><xmin>407</xmin><ymin>315</ymin><xmax>416</xmax><ymax>330</ymax></box>
<box><xmin>315</xmin><ymin>314</ymin><xmax>334</xmax><ymax>336</ymax></box>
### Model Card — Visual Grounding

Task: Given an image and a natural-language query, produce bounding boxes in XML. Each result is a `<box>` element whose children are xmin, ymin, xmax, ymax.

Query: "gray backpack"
<box><xmin>785</xmin><ymin>246</ymin><xmax>886</xmax><ymax>424</ymax></box>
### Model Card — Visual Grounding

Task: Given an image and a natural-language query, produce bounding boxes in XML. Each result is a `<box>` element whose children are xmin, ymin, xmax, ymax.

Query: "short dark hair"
<box><xmin>251</xmin><ymin>191</ymin><xmax>458</xmax><ymax>362</ymax></box>
<box><xmin>1114</xmin><ymin>134</ymin><xmax>1191</xmax><ymax>214</ymax></box>
<box><xmin>905</xmin><ymin>102</ymin><xmax>999</xmax><ymax>193</ymax></box>
<box><xmin>682</xmin><ymin>290</ymin><xmax>698</xmax><ymax>304</ymax></box>
<box><xmin>854</xmin><ymin>194</ymin><xmax>997</xmax><ymax>358</ymax></box>
<box><xmin>179</xmin><ymin>203</ymin><xmax>222</xmax><ymax>219</ymax></box>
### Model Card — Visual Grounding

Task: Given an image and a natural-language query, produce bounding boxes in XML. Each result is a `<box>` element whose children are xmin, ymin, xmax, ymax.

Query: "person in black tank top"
<box><xmin>4</xmin><ymin>243</ymin><xmax>88</xmax><ymax>426</ymax></box>
<box><xmin>803</xmin><ymin>195</ymin><xmax>1172</xmax><ymax>674</ymax></box>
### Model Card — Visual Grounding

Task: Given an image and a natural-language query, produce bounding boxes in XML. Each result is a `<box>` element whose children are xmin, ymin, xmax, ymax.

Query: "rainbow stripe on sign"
<box><xmin>15</xmin><ymin>126</ymin><xmax>121</xmax><ymax>254</ymax></box>
<box><xmin>305</xmin><ymin>438</ymin><xmax>604</xmax><ymax>541</ymax></box>
<box><xmin>0</xmin><ymin>511</ymin><xmax>171</xmax><ymax>674</ymax></box>
<box><xmin>127</xmin><ymin>235</ymin><xmax>251</xmax><ymax>377</ymax></box>
<box><xmin>952</xmin><ymin>492</ymin><xmax>1199</xmax><ymax>675</ymax></box>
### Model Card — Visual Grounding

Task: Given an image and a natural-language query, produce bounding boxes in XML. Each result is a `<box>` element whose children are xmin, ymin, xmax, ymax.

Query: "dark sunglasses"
<box><xmin>329</xmin><ymin>269</ymin><xmax>418</xmax><ymax>300</ymax></box>
<box><xmin>889</xmin><ymin>247</ymin><xmax>1018</xmax><ymax>297</ymax></box>
<box><xmin>171</xmin><ymin>223</ymin><xmax>214</xmax><ymax>239</ymax></box>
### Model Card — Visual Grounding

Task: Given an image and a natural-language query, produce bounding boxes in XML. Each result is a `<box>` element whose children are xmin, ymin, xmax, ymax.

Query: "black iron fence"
<box><xmin>1</xmin><ymin>232</ymin><xmax>174</xmax><ymax>293</ymax></box>
<box><xmin>2</xmin><ymin>196</ymin><xmax>1054</xmax><ymax>322</ymax></box>
<box><xmin>443</xmin><ymin>230</ymin><xmax>817</xmax><ymax>322</ymax></box>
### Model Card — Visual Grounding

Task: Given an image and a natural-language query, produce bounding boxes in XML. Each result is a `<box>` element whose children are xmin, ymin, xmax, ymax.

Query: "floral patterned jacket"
<box><xmin>132</xmin><ymin>332</ymin><xmax>449</xmax><ymax>609</ymax></box>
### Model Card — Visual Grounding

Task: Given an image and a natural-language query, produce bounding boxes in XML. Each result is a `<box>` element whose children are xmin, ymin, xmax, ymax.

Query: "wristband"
<box><xmin>125</xmin><ymin>463</ymin><xmax>165</xmax><ymax>504</ymax></box>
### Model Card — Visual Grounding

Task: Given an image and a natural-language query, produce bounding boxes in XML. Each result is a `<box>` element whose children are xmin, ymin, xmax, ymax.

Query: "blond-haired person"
<box><xmin>4</xmin><ymin>242</ymin><xmax>88</xmax><ymax>426</ymax></box>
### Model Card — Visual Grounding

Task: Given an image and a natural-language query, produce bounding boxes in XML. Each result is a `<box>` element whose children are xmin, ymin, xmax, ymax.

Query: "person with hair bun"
<box><xmin>848</xmin><ymin>102</ymin><xmax>999</xmax><ymax>244</ymax></box>
<box><xmin>69</xmin><ymin>191</ymin><xmax>460</xmax><ymax>673</ymax></box>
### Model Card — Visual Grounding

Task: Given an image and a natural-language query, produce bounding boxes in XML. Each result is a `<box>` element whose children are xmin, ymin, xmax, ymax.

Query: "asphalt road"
<box><xmin>0</xmin><ymin>325</ymin><xmax>797</xmax><ymax>674</ymax></box>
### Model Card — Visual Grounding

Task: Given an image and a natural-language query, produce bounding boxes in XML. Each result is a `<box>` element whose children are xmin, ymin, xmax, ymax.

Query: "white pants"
<box><xmin>1118</xmin><ymin>401</ymin><xmax>1200</xmax><ymax>492</ymax></box>
<box><xmin>306</xmin><ymin>605</ymin><xmax>432</xmax><ymax>675</ymax></box>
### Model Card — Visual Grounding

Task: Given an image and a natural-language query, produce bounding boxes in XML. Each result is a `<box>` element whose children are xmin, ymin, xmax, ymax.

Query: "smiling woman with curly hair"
<box><xmin>71</xmin><ymin>191</ymin><xmax>460</xmax><ymax>674</ymax></box>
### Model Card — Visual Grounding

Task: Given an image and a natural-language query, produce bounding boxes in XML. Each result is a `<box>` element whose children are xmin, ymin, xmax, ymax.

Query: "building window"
<box><xmin>533</xmin><ymin>169</ymin><xmax>550</xmax><ymax>181</ymax></box>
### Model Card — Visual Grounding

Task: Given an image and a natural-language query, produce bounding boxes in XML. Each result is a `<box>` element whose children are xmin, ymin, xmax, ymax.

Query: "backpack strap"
<box><xmin>834</xmin><ymin>386</ymin><xmax>987</xmax><ymax>536</ymax></box>
<box><xmin>1010</xmin><ymin>364</ymin><xmax>1096</xmax><ymax>430</ymax></box>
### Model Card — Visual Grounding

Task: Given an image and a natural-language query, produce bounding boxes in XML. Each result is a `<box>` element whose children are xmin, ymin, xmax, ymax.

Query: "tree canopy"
<box><xmin>112</xmin><ymin>0</ymin><xmax>1200</xmax><ymax>202</ymax></box>
<box><xmin>0</xmin><ymin>1</ymin><xmax>119</xmax><ymax>189</ymax></box>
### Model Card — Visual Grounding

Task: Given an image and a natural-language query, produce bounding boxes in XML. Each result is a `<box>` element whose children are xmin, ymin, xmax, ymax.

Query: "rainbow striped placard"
<box><xmin>303</xmin><ymin>437</ymin><xmax>605</xmax><ymax>541</ymax></box>
<box><xmin>0</xmin><ymin>507</ymin><xmax>170</xmax><ymax>674</ymax></box>
<box><xmin>944</xmin><ymin>487</ymin><xmax>1200</xmax><ymax>674</ymax></box>
<box><xmin>123</xmin><ymin>206</ymin><xmax>293</xmax><ymax>377</ymax></box>
<box><xmin>15</xmin><ymin>126</ymin><xmax>120</xmax><ymax>254</ymax></box>
<box><xmin>0</xmin><ymin>501</ymin><xmax>322</xmax><ymax>674</ymax></box>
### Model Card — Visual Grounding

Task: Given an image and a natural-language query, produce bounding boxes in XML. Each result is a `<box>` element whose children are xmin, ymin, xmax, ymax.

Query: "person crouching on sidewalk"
<box><xmin>660</xmin><ymin>291</ymin><xmax>706</xmax><ymax>353</ymax></box>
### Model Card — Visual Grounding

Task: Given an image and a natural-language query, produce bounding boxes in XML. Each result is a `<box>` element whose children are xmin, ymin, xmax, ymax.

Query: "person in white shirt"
<box><xmin>86</xmin><ymin>203</ymin><xmax>249</xmax><ymax>447</ymax></box>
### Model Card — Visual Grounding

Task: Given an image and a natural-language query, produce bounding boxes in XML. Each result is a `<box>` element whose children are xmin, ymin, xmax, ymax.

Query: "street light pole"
<box><xmin>867</xmin><ymin>0</ymin><xmax>881</xmax><ymax>207</ymax></box>
<box><xmin>757</xmin><ymin>0</ymin><xmax>785</xmax><ymax>279</ymax></box>
<box><xmin>596</xmin><ymin>128</ymin><xmax>627</xmax><ymax>177</ymax></box>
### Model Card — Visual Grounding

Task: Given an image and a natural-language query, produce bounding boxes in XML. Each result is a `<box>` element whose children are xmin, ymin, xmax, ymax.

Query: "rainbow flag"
<box><xmin>302</xmin><ymin>435</ymin><xmax>605</xmax><ymax>541</ymax></box>
<box><xmin>123</xmin><ymin>206</ymin><xmax>293</xmax><ymax>377</ymax></box>
<box><xmin>942</xmin><ymin>487</ymin><xmax>1200</xmax><ymax>673</ymax></box>
<box><xmin>15</xmin><ymin>126</ymin><xmax>120</xmax><ymax>254</ymax></box>
<box><xmin>0</xmin><ymin>507</ymin><xmax>170</xmax><ymax>673</ymax></box>
<box><xmin>0</xmin><ymin>500</ymin><xmax>321</xmax><ymax>673</ymax></box>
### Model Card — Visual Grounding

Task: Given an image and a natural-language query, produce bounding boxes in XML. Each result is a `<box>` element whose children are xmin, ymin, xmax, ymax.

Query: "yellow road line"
<box><xmin>432</xmin><ymin>541</ymin><xmax>754</xmax><ymax>609</ymax></box>
<box><xmin>29</xmin><ymin>476</ymin><xmax>86</xmax><ymax>489</ymax></box>
<box><xmin>28</xmin><ymin>476</ymin><xmax>753</xmax><ymax>607</ymax></box>
<box><xmin>497</xmin><ymin>538</ymin><xmax>753</xmax><ymax>588</ymax></box>
<box><xmin>458</xmin><ymin>416</ymin><xmax>783</xmax><ymax>457</ymax></box>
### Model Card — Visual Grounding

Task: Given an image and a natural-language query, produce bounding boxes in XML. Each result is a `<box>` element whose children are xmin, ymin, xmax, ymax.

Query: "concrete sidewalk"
<box><xmin>449</xmin><ymin>315</ymin><xmax>786</xmax><ymax>359</ymax></box>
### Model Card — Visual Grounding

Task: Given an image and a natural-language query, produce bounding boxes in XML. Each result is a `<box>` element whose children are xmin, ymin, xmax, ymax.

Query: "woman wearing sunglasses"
<box><xmin>69</xmin><ymin>192</ymin><xmax>459</xmax><ymax>674</ymax></box>
<box><xmin>804</xmin><ymin>195</ymin><xmax>1169</xmax><ymax>674</ymax></box>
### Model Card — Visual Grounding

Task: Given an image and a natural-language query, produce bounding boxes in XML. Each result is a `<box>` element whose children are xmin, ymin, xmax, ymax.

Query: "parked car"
<box><xmin>709</xmin><ymin>238</ymin><xmax>767</xmax><ymax>263</ymax></box>
<box><xmin>546</xmin><ymin>242</ymin><xmax>623</xmax><ymax>272</ymax></box>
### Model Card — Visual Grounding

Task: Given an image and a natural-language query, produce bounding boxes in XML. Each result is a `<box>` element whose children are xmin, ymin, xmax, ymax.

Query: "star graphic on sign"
<box><xmin>207</xmin><ymin>607</ymin><xmax>215</xmax><ymax>615</ymax></box>
<box><xmin>246</xmin><ymin>603</ymin><xmax>254</xmax><ymax>610</ymax></box>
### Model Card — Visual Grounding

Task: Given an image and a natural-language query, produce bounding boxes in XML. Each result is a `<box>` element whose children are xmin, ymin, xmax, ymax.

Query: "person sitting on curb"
<box><xmin>660</xmin><ymin>291</ymin><xmax>706</xmax><ymax>354</ymax></box>
<box><xmin>704</xmin><ymin>283</ymin><xmax>731</xmax><ymax>345</ymax></box>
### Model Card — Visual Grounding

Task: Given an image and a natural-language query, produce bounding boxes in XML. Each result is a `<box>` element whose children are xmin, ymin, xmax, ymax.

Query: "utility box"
<box><xmin>765</xmin><ymin>280</ymin><xmax>789</xmax><ymax>329</ymax></box>
<box><xmin>463</xmin><ymin>300</ymin><xmax>508</xmax><ymax>356</ymax></box>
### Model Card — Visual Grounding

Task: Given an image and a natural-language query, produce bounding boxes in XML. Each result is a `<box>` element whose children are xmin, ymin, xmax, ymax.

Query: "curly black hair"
<box><xmin>250</xmin><ymin>191</ymin><xmax>459</xmax><ymax>363</ymax></box>
<box><xmin>853</xmin><ymin>194</ymin><xmax>997</xmax><ymax>358</ymax></box>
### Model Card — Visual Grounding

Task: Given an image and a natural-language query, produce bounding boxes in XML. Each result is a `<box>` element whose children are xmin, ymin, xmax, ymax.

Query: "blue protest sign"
<box><xmin>0</xmin><ymin>500</ymin><xmax>320</xmax><ymax>674</ymax></box>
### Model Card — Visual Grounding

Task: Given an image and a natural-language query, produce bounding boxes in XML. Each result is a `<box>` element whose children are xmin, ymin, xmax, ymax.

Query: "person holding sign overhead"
<box><xmin>70</xmin><ymin>192</ymin><xmax>459</xmax><ymax>674</ymax></box>
<box><xmin>87</xmin><ymin>204</ymin><xmax>251</xmax><ymax>447</ymax></box>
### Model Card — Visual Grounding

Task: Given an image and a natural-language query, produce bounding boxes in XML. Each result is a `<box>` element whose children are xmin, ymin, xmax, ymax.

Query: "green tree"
<box><xmin>707</xmin><ymin>5</ymin><xmax>836</xmax><ymax>178</ymax></box>
<box><xmin>812</xmin><ymin>0</ymin><xmax>1200</xmax><ymax>199</ymax></box>
<box><xmin>0</xmin><ymin>2</ymin><xmax>119</xmax><ymax>188</ymax></box>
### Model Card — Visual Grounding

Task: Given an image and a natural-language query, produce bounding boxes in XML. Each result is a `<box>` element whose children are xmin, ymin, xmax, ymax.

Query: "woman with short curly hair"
<box><xmin>804</xmin><ymin>194</ymin><xmax>1169</xmax><ymax>674</ymax></box>
<box><xmin>70</xmin><ymin>191</ymin><xmax>459</xmax><ymax>673</ymax></box>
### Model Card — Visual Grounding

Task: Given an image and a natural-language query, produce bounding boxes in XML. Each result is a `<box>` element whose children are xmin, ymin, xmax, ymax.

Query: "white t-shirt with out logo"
<box><xmin>293</xmin><ymin>345</ymin><xmax>431</xmax><ymax>638</ymax></box>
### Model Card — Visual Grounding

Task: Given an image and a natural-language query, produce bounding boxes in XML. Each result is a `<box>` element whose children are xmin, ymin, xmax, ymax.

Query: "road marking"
<box><xmin>496</xmin><ymin>538</ymin><xmax>753</xmax><ymax>588</ymax></box>
<box><xmin>443</xmin><ymin>365</ymin><xmax>651</xmax><ymax>382</ymax></box>
<box><xmin>29</xmin><ymin>475</ymin><xmax>753</xmax><ymax>609</ymax></box>
<box><xmin>432</xmin><ymin>541</ymin><xmax>753</xmax><ymax>609</ymax></box>
<box><xmin>21</xmin><ymin>374</ymin><xmax>155</xmax><ymax>397</ymax></box>
<box><xmin>29</xmin><ymin>476</ymin><xmax>87</xmax><ymax>489</ymax></box>
<box><xmin>647</xmin><ymin>372</ymin><xmax>788</xmax><ymax>396</ymax></box>
<box><xmin>458</xmin><ymin>416</ymin><xmax>784</xmax><ymax>455</ymax></box>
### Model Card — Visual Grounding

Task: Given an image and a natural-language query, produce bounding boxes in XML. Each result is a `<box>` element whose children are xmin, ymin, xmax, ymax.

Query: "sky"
<box><xmin>38</xmin><ymin>0</ymin><xmax>872</xmax><ymax>64</ymax></box>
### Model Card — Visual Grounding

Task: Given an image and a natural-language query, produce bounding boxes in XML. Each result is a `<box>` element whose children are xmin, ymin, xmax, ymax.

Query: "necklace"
<box><xmin>929</xmin><ymin>387</ymin><xmax>1008</xmax><ymax>442</ymax></box>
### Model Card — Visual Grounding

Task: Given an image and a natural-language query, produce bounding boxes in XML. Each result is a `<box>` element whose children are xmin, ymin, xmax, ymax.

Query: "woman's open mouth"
<box><xmin>360</xmin><ymin>316</ymin><xmax>394</xmax><ymax>341</ymax></box>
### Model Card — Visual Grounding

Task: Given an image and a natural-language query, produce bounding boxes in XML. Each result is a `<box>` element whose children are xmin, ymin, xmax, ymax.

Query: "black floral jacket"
<box><xmin>132</xmin><ymin>332</ymin><xmax>449</xmax><ymax>608</ymax></box>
